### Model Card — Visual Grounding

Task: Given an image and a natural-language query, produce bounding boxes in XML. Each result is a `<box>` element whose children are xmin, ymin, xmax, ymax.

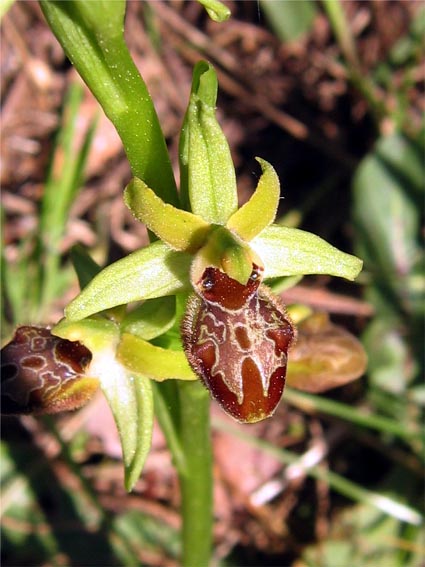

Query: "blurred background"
<box><xmin>1</xmin><ymin>1</ymin><xmax>424</xmax><ymax>566</ymax></box>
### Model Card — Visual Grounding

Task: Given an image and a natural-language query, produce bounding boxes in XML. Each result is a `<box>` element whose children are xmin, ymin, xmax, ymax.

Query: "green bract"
<box><xmin>52</xmin><ymin>317</ymin><xmax>153</xmax><ymax>492</ymax></box>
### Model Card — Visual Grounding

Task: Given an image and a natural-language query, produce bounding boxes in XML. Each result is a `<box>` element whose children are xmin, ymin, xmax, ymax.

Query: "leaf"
<box><xmin>197</xmin><ymin>0</ymin><xmax>231</xmax><ymax>22</ymax></box>
<box><xmin>227</xmin><ymin>158</ymin><xmax>280</xmax><ymax>241</ymax></box>
<box><xmin>251</xmin><ymin>225</ymin><xmax>363</xmax><ymax>280</ymax></box>
<box><xmin>121</xmin><ymin>297</ymin><xmax>176</xmax><ymax>340</ymax></box>
<box><xmin>117</xmin><ymin>333</ymin><xmax>196</xmax><ymax>382</ymax></box>
<box><xmin>70</xmin><ymin>245</ymin><xmax>102</xmax><ymax>290</ymax></box>
<box><xmin>353</xmin><ymin>132</ymin><xmax>422</xmax><ymax>310</ymax></box>
<box><xmin>65</xmin><ymin>242</ymin><xmax>192</xmax><ymax>321</ymax></box>
<box><xmin>179</xmin><ymin>61</ymin><xmax>238</xmax><ymax>223</ymax></box>
<box><xmin>260</xmin><ymin>0</ymin><xmax>316</xmax><ymax>42</ymax></box>
<box><xmin>362</xmin><ymin>318</ymin><xmax>413</xmax><ymax>394</ymax></box>
<box><xmin>124</xmin><ymin>178</ymin><xmax>211</xmax><ymax>252</ymax></box>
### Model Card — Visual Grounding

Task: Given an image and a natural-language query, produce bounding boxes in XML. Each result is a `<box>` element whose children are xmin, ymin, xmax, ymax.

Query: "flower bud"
<box><xmin>182</xmin><ymin>267</ymin><xmax>296</xmax><ymax>422</ymax></box>
<box><xmin>1</xmin><ymin>326</ymin><xmax>98</xmax><ymax>415</ymax></box>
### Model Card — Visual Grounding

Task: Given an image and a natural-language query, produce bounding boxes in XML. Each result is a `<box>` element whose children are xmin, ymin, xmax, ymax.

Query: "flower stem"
<box><xmin>178</xmin><ymin>380</ymin><xmax>213</xmax><ymax>567</ymax></box>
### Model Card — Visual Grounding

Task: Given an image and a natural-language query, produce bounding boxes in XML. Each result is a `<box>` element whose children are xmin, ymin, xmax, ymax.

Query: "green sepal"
<box><xmin>179</xmin><ymin>61</ymin><xmax>238</xmax><ymax>224</ymax></box>
<box><xmin>197</xmin><ymin>0</ymin><xmax>231</xmax><ymax>22</ymax></box>
<box><xmin>121</xmin><ymin>296</ymin><xmax>176</xmax><ymax>340</ymax></box>
<box><xmin>227</xmin><ymin>158</ymin><xmax>280</xmax><ymax>241</ymax></box>
<box><xmin>117</xmin><ymin>333</ymin><xmax>196</xmax><ymax>381</ymax></box>
<box><xmin>124</xmin><ymin>178</ymin><xmax>211</xmax><ymax>252</ymax></box>
<box><xmin>65</xmin><ymin>241</ymin><xmax>192</xmax><ymax>321</ymax></box>
<box><xmin>251</xmin><ymin>225</ymin><xmax>363</xmax><ymax>280</ymax></box>
<box><xmin>99</xmin><ymin>361</ymin><xmax>154</xmax><ymax>492</ymax></box>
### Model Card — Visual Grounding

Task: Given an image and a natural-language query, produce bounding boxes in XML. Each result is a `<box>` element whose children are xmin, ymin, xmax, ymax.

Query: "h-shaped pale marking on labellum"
<box><xmin>182</xmin><ymin>264</ymin><xmax>296</xmax><ymax>423</ymax></box>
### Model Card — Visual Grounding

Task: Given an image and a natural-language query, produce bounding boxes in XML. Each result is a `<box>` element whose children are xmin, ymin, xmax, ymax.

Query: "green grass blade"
<box><xmin>284</xmin><ymin>389</ymin><xmax>421</xmax><ymax>442</ymax></box>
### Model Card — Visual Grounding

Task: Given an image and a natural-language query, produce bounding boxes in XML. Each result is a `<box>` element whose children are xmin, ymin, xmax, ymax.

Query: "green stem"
<box><xmin>178</xmin><ymin>381</ymin><xmax>213</xmax><ymax>567</ymax></box>
<box><xmin>40</xmin><ymin>0</ymin><xmax>178</xmax><ymax>205</ymax></box>
<box><xmin>152</xmin><ymin>381</ymin><xmax>187</xmax><ymax>476</ymax></box>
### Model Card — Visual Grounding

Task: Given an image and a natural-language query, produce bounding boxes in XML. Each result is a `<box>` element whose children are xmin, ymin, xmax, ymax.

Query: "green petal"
<box><xmin>179</xmin><ymin>61</ymin><xmax>238</xmax><ymax>224</ymax></box>
<box><xmin>124</xmin><ymin>177</ymin><xmax>211</xmax><ymax>252</ymax></box>
<box><xmin>65</xmin><ymin>242</ymin><xmax>191</xmax><ymax>321</ymax></box>
<box><xmin>251</xmin><ymin>225</ymin><xmax>363</xmax><ymax>280</ymax></box>
<box><xmin>227</xmin><ymin>158</ymin><xmax>280</xmax><ymax>241</ymax></box>
<box><xmin>117</xmin><ymin>333</ymin><xmax>196</xmax><ymax>381</ymax></box>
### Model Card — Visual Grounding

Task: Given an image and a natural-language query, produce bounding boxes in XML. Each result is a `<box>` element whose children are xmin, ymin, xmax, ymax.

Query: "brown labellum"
<box><xmin>182</xmin><ymin>266</ymin><xmax>296</xmax><ymax>423</ymax></box>
<box><xmin>1</xmin><ymin>326</ymin><xmax>98</xmax><ymax>415</ymax></box>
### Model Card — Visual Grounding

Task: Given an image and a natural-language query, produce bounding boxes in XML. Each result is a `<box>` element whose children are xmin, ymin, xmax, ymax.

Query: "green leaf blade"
<box><xmin>261</xmin><ymin>0</ymin><xmax>316</xmax><ymax>42</ymax></box>
<box><xmin>197</xmin><ymin>0</ymin><xmax>231</xmax><ymax>22</ymax></box>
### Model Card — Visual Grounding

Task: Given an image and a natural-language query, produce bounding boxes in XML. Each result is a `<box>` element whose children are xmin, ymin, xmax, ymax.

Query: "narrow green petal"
<box><xmin>117</xmin><ymin>333</ymin><xmax>196</xmax><ymax>381</ymax></box>
<box><xmin>65</xmin><ymin>242</ymin><xmax>191</xmax><ymax>321</ymax></box>
<box><xmin>251</xmin><ymin>225</ymin><xmax>363</xmax><ymax>280</ymax></box>
<box><xmin>124</xmin><ymin>178</ymin><xmax>211</xmax><ymax>252</ymax></box>
<box><xmin>227</xmin><ymin>158</ymin><xmax>280</xmax><ymax>241</ymax></box>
